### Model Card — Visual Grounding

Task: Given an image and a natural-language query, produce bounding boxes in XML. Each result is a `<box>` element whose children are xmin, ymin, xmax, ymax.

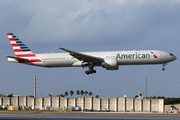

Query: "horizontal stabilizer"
<box><xmin>5</xmin><ymin>56</ymin><xmax>27</xmax><ymax>61</ymax></box>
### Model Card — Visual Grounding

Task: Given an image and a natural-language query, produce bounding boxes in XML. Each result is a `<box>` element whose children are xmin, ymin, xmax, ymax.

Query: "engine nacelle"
<box><xmin>101</xmin><ymin>59</ymin><xmax>119</xmax><ymax>70</ymax></box>
<box><xmin>72</xmin><ymin>61</ymin><xmax>89</xmax><ymax>67</ymax></box>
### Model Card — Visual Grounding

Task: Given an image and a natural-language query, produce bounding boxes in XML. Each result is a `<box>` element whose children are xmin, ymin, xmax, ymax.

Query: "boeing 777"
<box><xmin>6</xmin><ymin>33</ymin><xmax>177</xmax><ymax>75</ymax></box>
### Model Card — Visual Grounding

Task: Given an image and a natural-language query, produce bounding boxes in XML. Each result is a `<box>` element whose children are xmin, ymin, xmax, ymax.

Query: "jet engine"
<box><xmin>72</xmin><ymin>61</ymin><xmax>89</xmax><ymax>67</ymax></box>
<box><xmin>101</xmin><ymin>59</ymin><xmax>119</xmax><ymax>70</ymax></box>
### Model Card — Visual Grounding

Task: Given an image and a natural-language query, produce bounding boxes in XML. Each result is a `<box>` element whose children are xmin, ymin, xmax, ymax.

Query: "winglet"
<box><xmin>59</xmin><ymin>48</ymin><xmax>70</xmax><ymax>53</ymax></box>
<box><xmin>59</xmin><ymin>48</ymin><xmax>66</xmax><ymax>51</ymax></box>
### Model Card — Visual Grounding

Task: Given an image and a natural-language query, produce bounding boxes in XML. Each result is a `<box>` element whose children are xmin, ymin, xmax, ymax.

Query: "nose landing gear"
<box><xmin>162</xmin><ymin>64</ymin><xmax>167</xmax><ymax>71</ymax></box>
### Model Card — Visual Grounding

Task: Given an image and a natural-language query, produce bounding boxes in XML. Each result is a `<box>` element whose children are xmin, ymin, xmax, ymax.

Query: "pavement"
<box><xmin>0</xmin><ymin>113</ymin><xmax>180</xmax><ymax>120</ymax></box>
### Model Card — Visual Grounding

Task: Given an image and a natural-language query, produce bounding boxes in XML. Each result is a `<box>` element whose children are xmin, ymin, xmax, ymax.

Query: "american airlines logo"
<box><xmin>151</xmin><ymin>51</ymin><xmax>158</xmax><ymax>58</ymax></box>
<box><xmin>116</xmin><ymin>52</ymin><xmax>158</xmax><ymax>59</ymax></box>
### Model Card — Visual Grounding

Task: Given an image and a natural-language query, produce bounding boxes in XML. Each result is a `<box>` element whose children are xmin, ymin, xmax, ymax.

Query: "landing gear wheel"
<box><xmin>162</xmin><ymin>64</ymin><xmax>167</xmax><ymax>71</ymax></box>
<box><xmin>93</xmin><ymin>69</ymin><xmax>96</xmax><ymax>73</ymax></box>
<box><xmin>85</xmin><ymin>71</ymin><xmax>89</xmax><ymax>75</ymax></box>
<box><xmin>89</xmin><ymin>69</ymin><xmax>93</xmax><ymax>74</ymax></box>
<box><xmin>85</xmin><ymin>69</ymin><xmax>96</xmax><ymax>75</ymax></box>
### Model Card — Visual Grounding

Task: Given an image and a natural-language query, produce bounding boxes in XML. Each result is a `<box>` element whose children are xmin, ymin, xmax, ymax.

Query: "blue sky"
<box><xmin>0</xmin><ymin>0</ymin><xmax>179</xmax><ymax>98</ymax></box>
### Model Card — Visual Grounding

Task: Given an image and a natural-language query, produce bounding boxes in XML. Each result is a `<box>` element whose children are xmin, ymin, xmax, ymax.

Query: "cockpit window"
<box><xmin>170</xmin><ymin>53</ymin><xmax>174</xmax><ymax>56</ymax></box>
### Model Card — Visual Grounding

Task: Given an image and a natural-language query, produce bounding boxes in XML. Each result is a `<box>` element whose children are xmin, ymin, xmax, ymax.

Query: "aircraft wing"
<box><xmin>59</xmin><ymin>48</ymin><xmax>103</xmax><ymax>62</ymax></box>
<box><xmin>5</xmin><ymin>56</ymin><xmax>27</xmax><ymax>61</ymax></box>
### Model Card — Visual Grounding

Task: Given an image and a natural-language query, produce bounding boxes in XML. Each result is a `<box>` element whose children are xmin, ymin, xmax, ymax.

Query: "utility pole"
<box><xmin>145</xmin><ymin>76</ymin><xmax>147</xmax><ymax>99</ymax></box>
<box><xmin>34</xmin><ymin>76</ymin><xmax>36</xmax><ymax>98</ymax></box>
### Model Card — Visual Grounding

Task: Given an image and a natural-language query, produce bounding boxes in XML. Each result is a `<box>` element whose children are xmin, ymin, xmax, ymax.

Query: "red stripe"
<box><xmin>11</xmin><ymin>43</ymin><xmax>19</xmax><ymax>47</ymax></box>
<box><xmin>9</xmin><ymin>38</ymin><xmax>15</xmax><ymax>41</ymax></box>
<box><xmin>28</xmin><ymin>59</ymin><xmax>41</xmax><ymax>62</ymax></box>
<box><xmin>37</xmin><ymin>59</ymin><xmax>41</xmax><ymax>62</ymax></box>
<box><xmin>14</xmin><ymin>49</ymin><xmax>23</xmax><ymax>52</ymax></box>
<box><xmin>7</xmin><ymin>33</ymin><xmax>11</xmax><ymax>35</ymax></box>
<box><xmin>16</xmin><ymin>54</ymin><xmax>36</xmax><ymax>57</ymax></box>
<box><xmin>18</xmin><ymin>59</ymin><xmax>41</xmax><ymax>63</ymax></box>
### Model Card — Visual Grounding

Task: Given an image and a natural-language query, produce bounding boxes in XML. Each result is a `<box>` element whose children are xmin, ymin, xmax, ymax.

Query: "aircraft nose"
<box><xmin>174</xmin><ymin>56</ymin><xmax>177</xmax><ymax>60</ymax></box>
<box><xmin>169</xmin><ymin>53</ymin><xmax>177</xmax><ymax>61</ymax></box>
<box><xmin>172</xmin><ymin>55</ymin><xmax>177</xmax><ymax>61</ymax></box>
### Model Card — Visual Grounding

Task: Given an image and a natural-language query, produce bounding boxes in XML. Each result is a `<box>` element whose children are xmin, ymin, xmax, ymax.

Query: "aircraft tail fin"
<box><xmin>7</xmin><ymin>33</ymin><xmax>36</xmax><ymax>58</ymax></box>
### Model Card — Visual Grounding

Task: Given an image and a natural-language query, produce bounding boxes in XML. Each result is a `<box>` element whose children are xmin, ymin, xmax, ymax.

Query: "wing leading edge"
<box><xmin>59</xmin><ymin>48</ymin><xmax>103</xmax><ymax>62</ymax></box>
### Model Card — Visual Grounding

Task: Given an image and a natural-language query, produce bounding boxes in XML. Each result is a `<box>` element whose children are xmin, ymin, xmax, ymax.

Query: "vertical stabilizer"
<box><xmin>7</xmin><ymin>33</ymin><xmax>36</xmax><ymax>59</ymax></box>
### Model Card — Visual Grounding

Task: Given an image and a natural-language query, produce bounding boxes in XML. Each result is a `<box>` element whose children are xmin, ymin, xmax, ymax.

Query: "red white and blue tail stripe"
<box><xmin>7</xmin><ymin>33</ymin><xmax>41</xmax><ymax>63</ymax></box>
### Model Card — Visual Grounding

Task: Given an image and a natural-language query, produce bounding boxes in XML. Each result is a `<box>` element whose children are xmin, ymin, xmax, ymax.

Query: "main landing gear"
<box><xmin>83</xmin><ymin>63</ymin><xmax>96</xmax><ymax>75</ymax></box>
<box><xmin>162</xmin><ymin>64</ymin><xmax>167</xmax><ymax>71</ymax></box>
<box><xmin>85</xmin><ymin>69</ymin><xmax>96</xmax><ymax>75</ymax></box>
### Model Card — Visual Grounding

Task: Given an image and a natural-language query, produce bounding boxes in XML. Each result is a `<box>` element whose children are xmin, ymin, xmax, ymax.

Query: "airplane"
<box><xmin>6</xmin><ymin>33</ymin><xmax>177</xmax><ymax>75</ymax></box>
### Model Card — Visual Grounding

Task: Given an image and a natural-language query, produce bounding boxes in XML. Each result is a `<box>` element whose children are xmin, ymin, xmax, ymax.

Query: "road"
<box><xmin>0</xmin><ymin>114</ymin><xmax>180</xmax><ymax>120</ymax></box>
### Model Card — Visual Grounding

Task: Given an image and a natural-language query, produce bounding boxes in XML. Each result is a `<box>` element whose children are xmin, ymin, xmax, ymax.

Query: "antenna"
<box><xmin>145</xmin><ymin>76</ymin><xmax>147</xmax><ymax>99</ymax></box>
<box><xmin>34</xmin><ymin>76</ymin><xmax>36</xmax><ymax>98</ymax></box>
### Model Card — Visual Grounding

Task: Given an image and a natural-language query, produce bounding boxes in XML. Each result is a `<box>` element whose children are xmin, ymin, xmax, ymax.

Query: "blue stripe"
<box><xmin>21</xmin><ymin>48</ymin><xmax>30</xmax><ymax>50</ymax></box>
<box><xmin>12</xmin><ymin>36</ymin><xmax>18</xmax><ymax>39</ymax></box>
<box><xmin>18</xmin><ymin>43</ymin><xmax>26</xmax><ymax>47</ymax></box>
<box><xmin>20</xmin><ymin>46</ymin><xmax>28</xmax><ymax>49</ymax></box>
<box><xmin>14</xmin><ymin>38</ymin><xmax>19</xmax><ymax>42</ymax></box>
<box><xmin>16</xmin><ymin>41</ymin><xmax>22</xmax><ymax>43</ymax></box>
<box><xmin>22</xmin><ymin>49</ymin><xmax>31</xmax><ymax>52</ymax></box>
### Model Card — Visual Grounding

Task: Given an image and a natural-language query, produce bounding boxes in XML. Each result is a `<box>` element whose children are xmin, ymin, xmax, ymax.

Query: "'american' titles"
<box><xmin>116</xmin><ymin>53</ymin><xmax>151</xmax><ymax>59</ymax></box>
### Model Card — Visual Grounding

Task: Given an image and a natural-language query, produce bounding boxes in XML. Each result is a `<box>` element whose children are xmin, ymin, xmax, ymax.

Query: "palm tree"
<box><xmin>84</xmin><ymin>91</ymin><xmax>88</xmax><ymax>96</ymax></box>
<box><xmin>80</xmin><ymin>90</ymin><xmax>84</xmax><ymax>96</ymax></box>
<box><xmin>76</xmin><ymin>90</ymin><xmax>80</xmax><ymax>97</ymax></box>
<box><xmin>69</xmin><ymin>90</ymin><xmax>74</xmax><ymax>97</ymax></box>
<box><xmin>95</xmin><ymin>95</ymin><xmax>99</xmax><ymax>98</ymax></box>
<box><xmin>64</xmin><ymin>91</ymin><xmax>69</xmax><ymax>97</ymax></box>
<box><xmin>7</xmin><ymin>93</ymin><xmax>14</xmax><ymax>97</ymax></box>
<box><xmin>48</xmin><ymin>94</ymin><xmax>52</xmax><ymax>97</ymax></box>
<box><xmin>89</xmin><ymin>92</ymin><xmax>92</xmax><ymax>96</ymax></box>
<box><xmin>60</xmin><ymin>94</ymin><xmax>65</xmax><ymax>97</ymax></box>
<box><xmin>134</xmin><ymin>95</ymin><xmax>138</xmax><ymax>99</ymax></box>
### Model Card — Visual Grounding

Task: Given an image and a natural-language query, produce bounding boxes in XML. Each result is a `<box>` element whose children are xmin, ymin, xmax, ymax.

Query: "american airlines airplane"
<box><xmin>6</xmin><ymin>33</ymin><xmax>177</xmax><ymax>75</ymax></box>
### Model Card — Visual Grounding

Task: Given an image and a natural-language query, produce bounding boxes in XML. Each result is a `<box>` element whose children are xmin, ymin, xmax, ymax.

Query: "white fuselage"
<box><xmin>8</xmin><ymin>50</ymin><xmax>176</xmax><ymax>68</ymax></box>
<box><xmin>6</xmin><ymin>33</ymin><xmax>177</xmax><ymax>74</ymax></box>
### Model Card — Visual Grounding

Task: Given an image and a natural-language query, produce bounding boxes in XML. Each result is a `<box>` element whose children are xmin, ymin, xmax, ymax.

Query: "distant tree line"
<box><xmin>149</xmin><ymin>96</ymin><xmax>180</xmax><ymax>105</ymax></box>
<box><xmin>49</xmin><ymin>90</ymin><xmax>99</xmax><ymax>98</ymax></box>
<box><xmin>134</xmin><ymin>95</ymin><xmax>180</xmax><ymax>105</ymax></box>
